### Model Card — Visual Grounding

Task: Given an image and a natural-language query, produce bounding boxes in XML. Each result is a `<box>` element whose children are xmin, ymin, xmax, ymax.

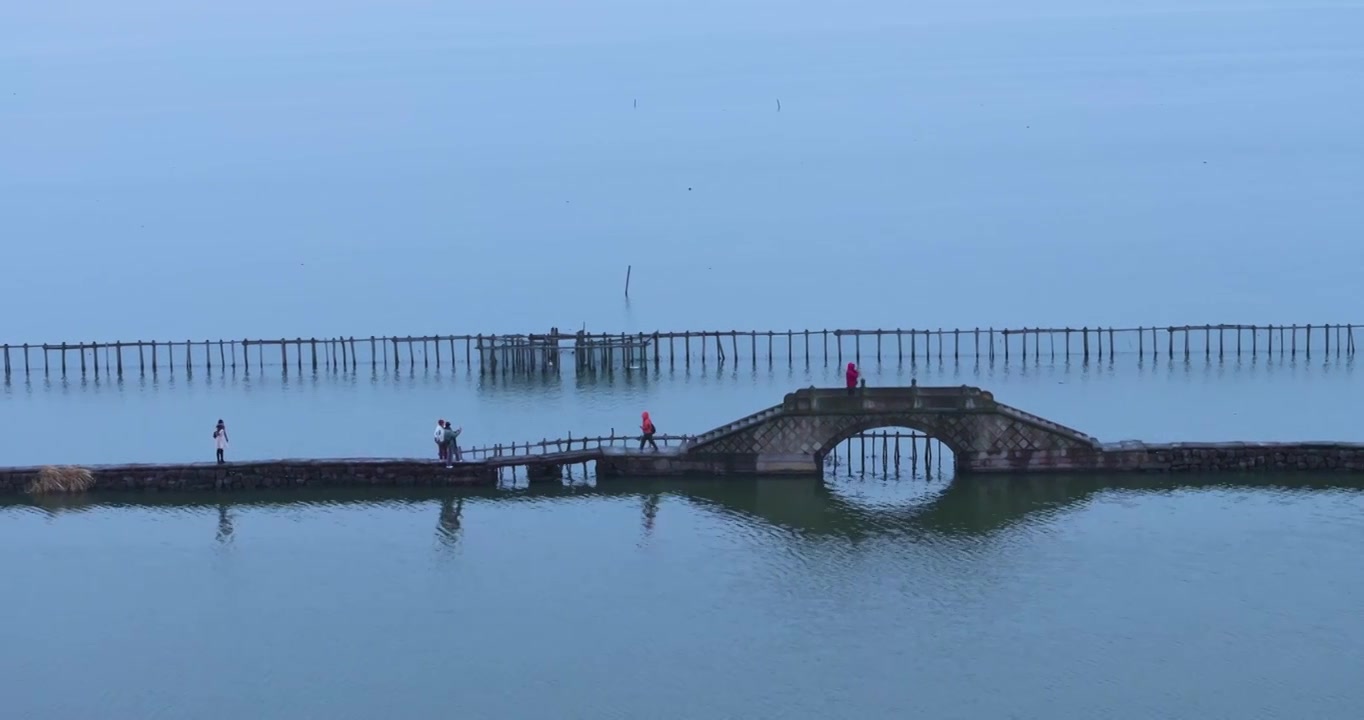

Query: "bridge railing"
<box><xmin>788</xmin><ymin>384</ymin><xmax>988</xmax><ymax>412</ymax></box>
<box><xmin>458</xmin><ymin>427</ymin><xmax>944</xmax><ymax>464</ymax></box>
<box><xmin>992</xmin><ymin>403</ymin><xmax>1100</xmax><ymax>444</ymax></box>
<box><xmin>688</xmin><ymin>404</ymin><xmax>784</xmax><ymax>447</ymax></box>
<box><xmin>458</xmin><ymin>433</ymin><xmax>694</xmax><ymax>463</ymax></box>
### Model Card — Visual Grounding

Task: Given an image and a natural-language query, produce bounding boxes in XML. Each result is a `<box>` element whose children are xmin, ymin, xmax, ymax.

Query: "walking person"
<box><xmin>639</xmin><ymin>411</ymin><xmax>659</xmax><ymax>451</ymax></box>
<box><xmin>845</xmin><ymin>362</ymin><xmax>860</xmax><ymax>395</ymax></box>
<box><xmin>434</xmin><ymin>419</ymin><xmax>448</xmax><ymax>462</ymax></box>
<box><xmin>213</xmin><ymin>419</ymin><xmax>229</xmax><ymax>464</ymax></box>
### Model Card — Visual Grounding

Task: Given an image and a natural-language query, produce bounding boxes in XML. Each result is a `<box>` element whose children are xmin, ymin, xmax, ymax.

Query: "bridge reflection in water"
<box><xmin>11</xmin><ymin>473</ymin><xmax>1362</xmax><ymax>546</ymax></box>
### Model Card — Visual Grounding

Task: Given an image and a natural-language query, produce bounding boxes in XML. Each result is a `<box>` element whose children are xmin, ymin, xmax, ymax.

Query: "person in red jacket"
<box><xmin>845</xmin><ymin>363</ymin><xmax>859</xmax><ymax>395</ymax></box>
<box><xmin>639</xmin><ymin>411</ymin><xmax>659</xmax><ymax>451</ymax></box>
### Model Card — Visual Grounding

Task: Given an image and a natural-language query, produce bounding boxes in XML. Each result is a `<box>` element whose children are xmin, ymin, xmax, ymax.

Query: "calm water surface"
<box><xmin>5</xmin><ymin>0</ymin><xmax>1364</xmax><ymax>717</ymax></box>
<box><xmin>3</xmin><ymin>354</ymin><xmax>1358</xmax><ymax>465</ymax></box>
<box><xmin>3</xmin><ymin>475</ymin><xmax>1363</xmax><ymax>720</ymax></box>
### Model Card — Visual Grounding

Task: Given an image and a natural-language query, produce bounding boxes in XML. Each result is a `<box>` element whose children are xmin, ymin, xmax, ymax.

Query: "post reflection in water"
<box><xmin>4</xmin><ymin>473</ymin><xmax>1364</xmax><ymax>720</ymax></box>
<box><xmin>8</xmin><ymin>472</ymin><xmax>1362</xmax><ymax>546</ymax></box>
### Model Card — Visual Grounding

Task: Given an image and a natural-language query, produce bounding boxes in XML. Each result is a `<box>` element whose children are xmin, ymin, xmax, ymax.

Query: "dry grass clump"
<box><xmin>26</xmin><ymin>466</ymin><xmax>95</xmax><ymax>495</ymax></box>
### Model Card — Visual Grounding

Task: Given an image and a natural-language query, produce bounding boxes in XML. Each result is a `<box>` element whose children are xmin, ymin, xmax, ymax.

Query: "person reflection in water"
<box><xmin>639</xmin><ymin>411</ymin><xmax>659</xmax><ymax>451</ymax></box>
<box><xmin>216</xmin><ymin>503</ymin><xmax>234</xmax><ymax>544</ymax></box>
<box><xmin>845</xmin><ymin>363</ymin><xmax>860</xmax><ymax>395</ymax></box>
<box><xmin>437</xmin><ymin>496</ymin><xmax>463</xmax><ymax>547</ymax></box>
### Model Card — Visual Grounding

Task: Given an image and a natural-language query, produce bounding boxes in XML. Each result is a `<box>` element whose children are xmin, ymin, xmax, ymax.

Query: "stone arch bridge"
<box><xmin>608</xmin><ymin>384</ymin><xmax>1104</xmax><ymax>475</ymax></box>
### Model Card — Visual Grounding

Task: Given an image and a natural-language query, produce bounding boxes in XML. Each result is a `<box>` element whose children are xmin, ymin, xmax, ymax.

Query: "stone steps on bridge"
<box><xmin>687</xmin><ymin>404</ymin><xmax>785</xmax><ymax>450</ymax></box>
<box><xmin>992</xmin><ymin>402</ymin><xmax>1101</xmax><ymax>446</ymax></box>
<box><xmin>683</xmin><ymin>387</ymin><xmax>1104</xmax><ymax>458</ymax></box>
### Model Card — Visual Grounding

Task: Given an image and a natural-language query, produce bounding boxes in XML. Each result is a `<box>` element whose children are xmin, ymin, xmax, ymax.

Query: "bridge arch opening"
<box><xmin>820</xmin><ymin>424</ymin><xmax>955</xmax><ymax>482</ymax></box>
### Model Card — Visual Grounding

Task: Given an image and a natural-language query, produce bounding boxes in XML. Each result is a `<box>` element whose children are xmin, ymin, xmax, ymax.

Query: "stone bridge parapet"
<box><xmin>684</xmin><ymin>384</ymin><xmax>1102</xmax><ymax>474</ymax></box>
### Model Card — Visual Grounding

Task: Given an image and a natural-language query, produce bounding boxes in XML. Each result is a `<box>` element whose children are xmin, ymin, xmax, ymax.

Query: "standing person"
<box><xmin>845</xmin><ymin>363</ymin><xmax>860</xmax><ymax>395</ymax></box>
<box><xmin>639</xmin><ymin>411</ymin><xmax>659</xmax><ymax>451</ymax></box>
<box><xmin>434</xmin><ymin>419</ymin><xmax>449</xmax><ymax>462</ymax></box>
<box><xmin>213</xmin><ymin>419</ymin><xmax>229</xmax><ymax>464</ymax></box>
<box><xmin>443</xmin><ymin>422</ymin><xmax>463</xmax><ymax>466</ymax></box>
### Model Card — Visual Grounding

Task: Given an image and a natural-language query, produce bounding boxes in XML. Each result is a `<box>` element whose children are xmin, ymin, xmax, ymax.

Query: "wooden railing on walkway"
<box><xmin>458</xmin><ymin>433</ymin><xmax>694</xmax><ymax>464</ymax></box>
<box><xmin>457</xmin><ymin>430</ymin><xmax>942</xmax><ymax>481</ymax></box>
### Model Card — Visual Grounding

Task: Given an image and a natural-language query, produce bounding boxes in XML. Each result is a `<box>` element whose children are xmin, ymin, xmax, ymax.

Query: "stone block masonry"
<box><xmin>599</xmin><ymin>442</ymin><xmax>1364</xmax><ymax>477</ymax></box>
<box><xmin>950</xmin><ymin>441</ymin><xmax>1364</xmax><ymax>473</ymax></box>
<box><xmin>0</xmin><ymin>459</ymin><xmax>497</xmax><ymax>495</ymax></box>
<box><xmin>1096</xmin><ymin>442</ymin><xmax>1364</xmax><ymax>473</ymax></box>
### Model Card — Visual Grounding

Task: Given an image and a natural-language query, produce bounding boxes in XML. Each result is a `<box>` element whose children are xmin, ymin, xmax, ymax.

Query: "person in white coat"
<box><xmin>213</xmin><ymin>419</ymin><xmax>229</xmax><ymax>464</ymax></box>
<box><xmin>434</xmin><ymin>419</ymin><xmax>448</xmax><ymax>462</ymax></box>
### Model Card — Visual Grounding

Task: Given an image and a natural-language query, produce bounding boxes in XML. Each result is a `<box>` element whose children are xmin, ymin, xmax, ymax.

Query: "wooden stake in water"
<box><xmin>624</xmin><ymin>265</ymin><xmax>632</xmax><ymax>297</ymax></box>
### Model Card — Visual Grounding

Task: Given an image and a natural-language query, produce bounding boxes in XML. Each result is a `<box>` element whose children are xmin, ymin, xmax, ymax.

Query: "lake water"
<box><xmin>5</xmin><ymin>0</ymin><xmax>1364</xmax><ymax>717</ymax></box>
<box><xmin>1</xmin><ymin>351</ymin><xmax>1361</xmax><ymax>466</ymax></box>
<box><xmin>4</xmin><ymin>475</ymin><xmax>1364</xmax><ymax>720</ymax></box>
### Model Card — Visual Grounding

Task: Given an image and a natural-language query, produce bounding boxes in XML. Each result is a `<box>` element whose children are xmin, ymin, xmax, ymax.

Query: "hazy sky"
<box><xmin>3</xmin><ymin>0</ymin><xmax>1362</xmax><ymax>339</ymax></box>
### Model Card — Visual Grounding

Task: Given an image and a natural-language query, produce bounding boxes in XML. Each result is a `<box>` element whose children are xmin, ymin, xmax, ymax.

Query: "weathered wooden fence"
<box><xmin>2</xmin><ymin>323</ymin><xmax>1356</xmax><ymax>380</ymax></box>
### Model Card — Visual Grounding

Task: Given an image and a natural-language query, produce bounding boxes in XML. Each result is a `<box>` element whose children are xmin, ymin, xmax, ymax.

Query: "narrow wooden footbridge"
<box><xmin>453</xmin><ymin>432</ymin><xmax>692</xmax><ymax>480</ymax></box>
